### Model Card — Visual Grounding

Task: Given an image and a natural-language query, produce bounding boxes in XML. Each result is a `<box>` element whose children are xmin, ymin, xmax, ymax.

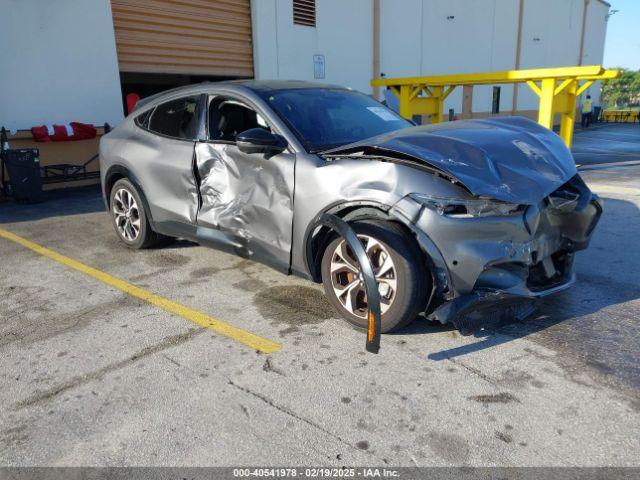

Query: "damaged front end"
<box><xmin>324</xmin><ymin>117</ymin><xmax>603</xmax><ymax>332</ymax></box>
<box><xmin>393</xmin><ymin>173</ymin><xmax>602</xmax><ymax>332</ymax></box>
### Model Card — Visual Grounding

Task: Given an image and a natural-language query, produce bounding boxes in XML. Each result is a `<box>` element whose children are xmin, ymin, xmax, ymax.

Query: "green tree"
<box><xmin>601</xmin><ymin>69</ymin><xmax>640</xmax><ymax>108</ymax></box>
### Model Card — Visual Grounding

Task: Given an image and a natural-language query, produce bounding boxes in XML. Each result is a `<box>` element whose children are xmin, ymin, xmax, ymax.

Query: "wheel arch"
<box><xmin>104</xmin><ymin>165</ymin><xmax>156</xmax><ymax>230</ymax></box>
<box><xmin>303</xmin><ymin>202</ymin><xmax>389</xmax><ymax>282</ymax></box>
<box><xmin>303</xmin><ymin>200</ymin><xmax>450</xmax><ymax>315</ymax></box>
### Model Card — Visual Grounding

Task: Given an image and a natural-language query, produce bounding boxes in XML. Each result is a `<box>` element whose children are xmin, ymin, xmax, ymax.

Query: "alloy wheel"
<box><xmin>112</xmin><ymin>188</ymin><xmax>141</xmax><ymax>242</ymax></box>
<box><xmin>329</xmin><ymin>235</ymin><xmax>397</xmax><ymax>318</ymax></box>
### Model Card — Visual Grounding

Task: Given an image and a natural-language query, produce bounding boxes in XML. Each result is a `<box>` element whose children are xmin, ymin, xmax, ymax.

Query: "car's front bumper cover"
<box><xmin>391</xmin><ymin>176</ymin><xmax>603</xmax><ymax>327</ymax></box>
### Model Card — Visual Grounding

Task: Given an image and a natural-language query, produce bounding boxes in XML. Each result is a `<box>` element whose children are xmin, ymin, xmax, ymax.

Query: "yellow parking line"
<box><xmin>0</xmin><ymin>227</ymin><xmax>281</xmax><ymax>354</ymax></box>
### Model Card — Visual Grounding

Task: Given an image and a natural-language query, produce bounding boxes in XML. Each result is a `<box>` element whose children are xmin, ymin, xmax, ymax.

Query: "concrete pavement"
<box><xmin>0</xmin><ymin>126</ymin><xmax>639</xmax><ymax>467</ymax></box>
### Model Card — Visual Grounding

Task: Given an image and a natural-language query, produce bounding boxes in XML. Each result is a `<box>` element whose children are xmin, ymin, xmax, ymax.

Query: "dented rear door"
<box><xmin>137</xmin><ymin>94</ymin><xmax>204</xmax><ymax>225</ymax></box>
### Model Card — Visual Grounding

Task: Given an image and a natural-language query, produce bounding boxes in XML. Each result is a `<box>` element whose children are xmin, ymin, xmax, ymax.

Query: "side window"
<box><xmin>135</xmin><ymin>108</ymin><xmax>152</xmax><ymax>128</ymax></box>
<box><xmin>148</xmin><ymin>96</ymin><xmax>200</xmax><ymax>140</ymax></box>
<box><xmin>208</xmin><ymin>97</ymin><xmax>270</xmax><ymax>142</ymax></box>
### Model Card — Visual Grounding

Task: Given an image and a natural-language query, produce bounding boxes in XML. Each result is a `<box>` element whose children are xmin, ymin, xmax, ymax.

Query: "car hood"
<box><xmin>322</xmin><ymin>116</ymin><xmax>577</xmax><ymax>205</ymax></box>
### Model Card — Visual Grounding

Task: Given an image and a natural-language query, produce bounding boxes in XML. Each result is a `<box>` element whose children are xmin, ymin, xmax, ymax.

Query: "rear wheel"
<box><xmin>109</xmin><ymin>178</ymin><xmax>170</xmax><ymax>249</ymax></box>
<box><xmin>320</xmin><ymin>220</ymin><xmax>429</xmax><ymax>333</ymax></box>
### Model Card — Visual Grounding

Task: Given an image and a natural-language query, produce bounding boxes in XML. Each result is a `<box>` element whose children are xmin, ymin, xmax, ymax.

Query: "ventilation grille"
<box><xmin>293</xmin><ymin>0</ymin><xmax>316</xmax><ymax>27</ymax></box>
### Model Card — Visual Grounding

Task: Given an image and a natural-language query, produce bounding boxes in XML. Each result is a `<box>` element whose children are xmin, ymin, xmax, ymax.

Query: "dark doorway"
<box><xmin>119</xmin><ymin>72</ymin><xmax>246</xmax><ymax>115</ymax></box>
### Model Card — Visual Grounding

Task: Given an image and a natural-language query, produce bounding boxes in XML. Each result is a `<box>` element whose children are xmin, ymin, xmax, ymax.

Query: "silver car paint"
<box><xmin>100</xmin><ymin>81</ymin><xmax>601</xmax><ymax>326</ymax></box>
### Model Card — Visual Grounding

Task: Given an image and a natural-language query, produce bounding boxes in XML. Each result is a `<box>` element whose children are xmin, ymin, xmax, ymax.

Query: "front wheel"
<box><xmin>320</xmin><ymin>220</ymin><xmax>429</xmax><ymax>333</ymax></box>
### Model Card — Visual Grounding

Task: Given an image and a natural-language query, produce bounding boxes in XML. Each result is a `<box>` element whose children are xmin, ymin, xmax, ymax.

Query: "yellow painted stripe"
<box><xmin>587</xmin><ymin>184</ymin><xmax>640</xmax><ymax>196</ymax></box>
<box><xmin>0</xmin><ymin>227</ymin><xmax>281</xmax><ymax>354</ymax></box>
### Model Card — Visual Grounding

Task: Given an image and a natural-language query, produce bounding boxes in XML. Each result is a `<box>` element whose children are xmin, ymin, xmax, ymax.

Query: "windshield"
<box><xmin>261</xmin><ymin>88</ymin><xmax>412</xmax><ymax>152</ymax></box>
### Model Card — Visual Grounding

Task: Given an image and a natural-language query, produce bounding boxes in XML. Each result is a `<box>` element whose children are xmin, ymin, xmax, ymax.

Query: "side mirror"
<box><xmin>236</xmin><ymin>128</ymin><xmax>286</xmax><ymax>155</ymax></box>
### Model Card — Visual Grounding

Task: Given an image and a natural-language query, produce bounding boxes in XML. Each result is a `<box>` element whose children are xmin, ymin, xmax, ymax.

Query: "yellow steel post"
<box><xmin>537</xmin><ymin>78</ymin><xmax>556</xmax><ymax>130</ymax></box>
<box><xmin>398</xmin><ymin>85</ymin><xmax>412</xmax><ymax>119</ymax></box>
<box><xmin>431</xmin><ymin>86</ymin><xmax>444</xmax><ymax>123</ymax></box>
<box><xmin>559</xmin><ymin>80</ymin><xmax>578</xmax><ymax>148</ymax></box>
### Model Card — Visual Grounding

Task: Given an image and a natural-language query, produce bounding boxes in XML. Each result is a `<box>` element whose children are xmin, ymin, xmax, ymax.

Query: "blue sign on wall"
<box><xmin>313</xmin><ymin>54</ymin><xmax>325</xmax><ymax>79</ymax></box>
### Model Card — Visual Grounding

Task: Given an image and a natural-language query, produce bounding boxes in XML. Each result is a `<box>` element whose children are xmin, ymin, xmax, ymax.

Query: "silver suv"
<box><xmin>100</xmin><ymin>81</ymin><xmax>602</xmax><ymax>333</ymax></box>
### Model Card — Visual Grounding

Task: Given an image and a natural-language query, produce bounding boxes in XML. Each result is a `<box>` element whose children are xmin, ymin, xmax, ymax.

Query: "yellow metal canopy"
<box><xmin>371</xmin><ymin>65</ymin><xmax>621</xmax><ymax>148</ymax></box>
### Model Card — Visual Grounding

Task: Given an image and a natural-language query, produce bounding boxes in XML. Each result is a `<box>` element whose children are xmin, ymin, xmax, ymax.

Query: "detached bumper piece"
<box><xmin>319</xmin><ymin>214</ymin><xmax>382</xmax><ymax>354</ymax></box>
<box><xmin>428</xmin><ymin>292</ymin><xmax>539</xmax><ymax>335</ymax></box>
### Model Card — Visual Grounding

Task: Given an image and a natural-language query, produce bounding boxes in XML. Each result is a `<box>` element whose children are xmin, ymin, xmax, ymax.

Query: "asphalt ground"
<box><xmin>572</xmin><ymin>123</ymin><xmax>640</xmax><ymax>166</ymax></box>
<box><xmin>0</xmin><ymin>124</ymin><xmax>639</xmax><ymax>467</ymax></box>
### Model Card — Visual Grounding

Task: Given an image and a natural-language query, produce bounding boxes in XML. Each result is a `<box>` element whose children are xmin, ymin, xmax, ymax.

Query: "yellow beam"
<box><xmin>371</xmin><ymin>65</ymin><xmax>607</xmax><ymax>87</ymax></box>
<box><xmin>442</xmin><ymin>85</ymin><xmax>456</xmax><ymax>100</ymax></box>
<box><xmin>554</xmin><ymin>78</ymin><xmax>574</xmax><ymax>96</ymax></box>
<box><xmin>577</xmin><ymin>80</ymin><xmax>595</xmax><ymax>96</ymax></box>
<box><xmin>409</xmin><ymin>85</ymin><xmax>423</xmax><ymax>101</ymax></box>
<box><xmin>579</xmin><ymin>70</ymin><xmax>620</xmax><ymax>81</ymax></box>
<box><xmin>527</xmin><ymin>80</ymin><xmax>542</xmax><ymax>97</ymax></box>
<box><xmin>374</xmin><ymin>66</ymin><xmax>622</xmax><ymax>149</ymax></box>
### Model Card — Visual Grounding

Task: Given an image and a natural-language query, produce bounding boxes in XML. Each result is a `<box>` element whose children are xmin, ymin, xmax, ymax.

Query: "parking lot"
<box><xmin>1</xmin><ymin>123</ymin><xmax>639</xmax><ymax>467</ymax></box>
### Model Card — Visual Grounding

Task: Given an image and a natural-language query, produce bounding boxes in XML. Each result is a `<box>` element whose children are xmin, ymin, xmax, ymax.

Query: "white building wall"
<box><xmin>251</xmin><ymin>0</ymin><xmax>373</xmax><ymax>94</ymax></box>
<box><xmin>0</xmin><ymin>0</ymin><xmax>610</xmax><ymax>135</ymax></box>
<box><xmin>378</xmin><ymin>0</ymin><xmax>422</xmax><ymax>79</ymax></box>
<box><xmin>581</xmin><ymin>0</ymin><xmax>610</xmax><ymax>106</ymax></box>
<box><xmin>378</xmin><ymin>0</ymin><xmax>608</xmax><ymax>116</ymax></box>
<box><xmin>0</xmin><ymin>0</ymin><xmax>124</xmax><ymax>132</ymax></box>
<box><xmin>516</xmin><ymin>0</ymin><xmax>584</xmax><ymax>111</ymax></box>
<box><xmin>380</xmin><ymin>0</ymin><xmax>519</xmax><ymax>115</ymax></box>
<box><xmin>420</xmin><ymin>0</ymin><xmax>520</xmax><ymax>114</ymax></box>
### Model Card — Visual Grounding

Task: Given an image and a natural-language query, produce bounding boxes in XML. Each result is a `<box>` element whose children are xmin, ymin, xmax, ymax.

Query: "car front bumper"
<box><xmin>391</xmin><ymin>182</ymin><xmax>603</xmax><ymax>326</ymax></box>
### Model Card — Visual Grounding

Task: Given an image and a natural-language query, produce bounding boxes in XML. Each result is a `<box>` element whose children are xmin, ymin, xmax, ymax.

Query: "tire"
<box><xmin>320</xmin><ymin>220</ymin><xmax>430</xmax><ymax>333</ymax></box>
<box><xmin>109</xmin><ymin>178</ymin><xmax>169</xmax><ymax>249</ymax></box>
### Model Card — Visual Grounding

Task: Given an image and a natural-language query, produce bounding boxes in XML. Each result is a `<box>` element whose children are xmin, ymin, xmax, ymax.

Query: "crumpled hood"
<box><xmin>323</xmin><ymin>116</ymin><xmax>577</xmax><ymax>205</ymax></box>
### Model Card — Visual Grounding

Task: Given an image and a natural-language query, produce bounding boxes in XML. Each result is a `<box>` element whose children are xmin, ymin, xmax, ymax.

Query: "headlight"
<box><xmin>410</xmin><ymin>193</ymin><xmax>523</xmax><ymax>218</ymax></box>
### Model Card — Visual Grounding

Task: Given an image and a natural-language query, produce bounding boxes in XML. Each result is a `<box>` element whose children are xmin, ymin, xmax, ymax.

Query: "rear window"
<box><xmin>148</xmin><ymin>96</ymin><xmax>200</xmax><ymax>140</ymax></box>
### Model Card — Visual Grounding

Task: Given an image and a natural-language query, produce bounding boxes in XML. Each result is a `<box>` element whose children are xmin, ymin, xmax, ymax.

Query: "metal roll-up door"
<box><xmin>110</xmin><ymin>0</ymin><xmax>253</xmax><ymax>77</ymax></box>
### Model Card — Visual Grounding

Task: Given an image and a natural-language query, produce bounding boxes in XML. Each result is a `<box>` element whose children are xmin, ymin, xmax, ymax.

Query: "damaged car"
<box><xmin>100</xmin><ymin>81</ymin><xmax>602</xmax><ymax>333</ymax></box>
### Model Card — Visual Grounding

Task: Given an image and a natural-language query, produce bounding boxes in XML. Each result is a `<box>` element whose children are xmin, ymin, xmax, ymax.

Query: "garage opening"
<box><xmin>119</xmin><ymin>72</ymin><xmax>239</xmax><ymax>114</ymax></box>
<box><xmin>110</xmin><ymin>0</ymin><xmax>254</xmax><ymax>110</ymax></box>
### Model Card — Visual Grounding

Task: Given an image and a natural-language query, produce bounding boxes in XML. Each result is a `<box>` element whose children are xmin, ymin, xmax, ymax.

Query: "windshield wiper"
<box><xmin>310</xmin><ymin>143</ymin><xmax>351</xmax><ymax>154</ymax></box>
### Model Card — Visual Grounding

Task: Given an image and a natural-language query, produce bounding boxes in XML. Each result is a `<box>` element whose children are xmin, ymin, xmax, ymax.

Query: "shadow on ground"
<box><xmin>419</xmin><ymin>196</ymin><xmax>640</xmax><ymax>391</ymax></box>
<box><xmin>0</xmin><ymin>185</ymin><xmax>104</xmax><ymax>223</ymax></box>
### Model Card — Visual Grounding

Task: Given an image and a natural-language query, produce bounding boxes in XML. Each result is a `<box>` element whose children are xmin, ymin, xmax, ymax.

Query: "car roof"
<box><xmin>226</xmin><ymin>79</ymin><xmax>348</xmax><ymax>92</ymax></box>
<box><xmin>134</xmin><ymin>80</ymin><xmax>349</xmax><ymax>111</ymax></box>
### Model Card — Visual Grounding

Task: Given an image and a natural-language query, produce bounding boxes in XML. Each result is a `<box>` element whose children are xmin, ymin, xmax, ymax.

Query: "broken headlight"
<box><xmin>410</xmin><ymin>193</ymin><xmax>523</xmax><ymax>218</ymax></box>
